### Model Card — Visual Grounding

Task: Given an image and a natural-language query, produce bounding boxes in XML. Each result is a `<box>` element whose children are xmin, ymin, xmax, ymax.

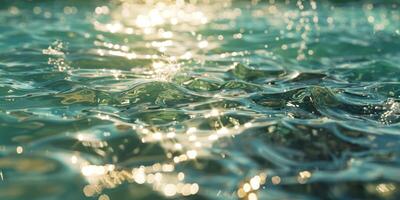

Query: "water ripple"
<box><xmin>1</xmin><ymin>1</ymin><xmax>400</xmax><ymax>200</ymax></box>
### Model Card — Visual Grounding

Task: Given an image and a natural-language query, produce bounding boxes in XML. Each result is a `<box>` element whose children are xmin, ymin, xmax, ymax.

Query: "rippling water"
<box><xmin>1</xmin><ymin>0</ymin><xmax>400</xmax><ymax>199</ymax></box>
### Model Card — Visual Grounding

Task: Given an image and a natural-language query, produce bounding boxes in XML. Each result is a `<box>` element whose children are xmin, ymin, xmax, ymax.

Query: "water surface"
<box><xmin>1</xmin><ymin>0</ymin><xmax>400</xmax><ymax>200</ymax></box>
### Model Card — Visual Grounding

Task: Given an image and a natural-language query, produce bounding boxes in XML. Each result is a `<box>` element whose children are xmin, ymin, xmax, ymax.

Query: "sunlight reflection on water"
<box><xmin>0</xmin><ymin>0</ymin><xmax>400</xmax><ymax>200</ymax></box>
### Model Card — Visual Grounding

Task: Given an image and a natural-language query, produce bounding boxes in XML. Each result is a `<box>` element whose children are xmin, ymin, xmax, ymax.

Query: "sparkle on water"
<box><xmin>1</xmin><ymin>0</ymin><xmax>400</xmax><ymax>200</ymax></box>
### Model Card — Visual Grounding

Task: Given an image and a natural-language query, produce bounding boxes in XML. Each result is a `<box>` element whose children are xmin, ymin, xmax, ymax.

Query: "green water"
<box><xmin>1</xmin><ymin>0</ymin><xmax>400</xmax><ymax>199</ymax></box>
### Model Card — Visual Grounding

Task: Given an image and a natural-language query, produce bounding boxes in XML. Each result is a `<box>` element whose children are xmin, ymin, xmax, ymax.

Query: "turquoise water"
<box><xmin>1</xmin><ymin>0</ymin><xmax>400</xmax><ymax>199</ymax></box>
